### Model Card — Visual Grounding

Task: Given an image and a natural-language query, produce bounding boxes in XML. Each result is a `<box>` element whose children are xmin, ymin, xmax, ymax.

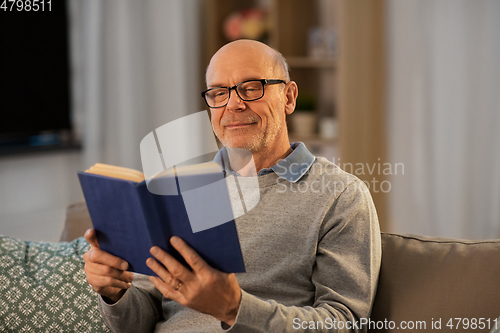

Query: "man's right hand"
<box><xmin>83</xmin><ymin>228</ymin><xmax>134</xmax><ymax>303</ymax></box>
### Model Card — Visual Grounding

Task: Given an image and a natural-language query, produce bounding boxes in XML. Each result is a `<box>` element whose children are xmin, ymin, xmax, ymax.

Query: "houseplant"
<box><xmin>291</xmin><ymin>94</ymin><xmax>317</xmax><ymax>137</ymax></box>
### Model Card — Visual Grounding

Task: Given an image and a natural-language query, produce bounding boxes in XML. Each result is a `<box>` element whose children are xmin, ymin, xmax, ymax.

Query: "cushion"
<box><xmin>370</xmin><ymin>233</ymin><xmax>500</xmax><ymax>332</ymax></box>
<box><xmin>0</xmin><ymin>235</ymin><xmax>111</xmax><ymax>332</ymax></box>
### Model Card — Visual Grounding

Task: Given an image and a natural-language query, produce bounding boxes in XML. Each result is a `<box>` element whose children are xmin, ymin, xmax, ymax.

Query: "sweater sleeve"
<box><xmin>225</xmin><ymin>180</ymin><xmax>382</xmax><ymax>333</ymax></box>
<box><xmin>98</xmin><ymin>273</ymin><xmax>164</xmax><ymax>333</ymax></box>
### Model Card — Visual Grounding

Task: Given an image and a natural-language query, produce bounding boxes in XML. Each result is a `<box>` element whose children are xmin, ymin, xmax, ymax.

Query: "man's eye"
<box><xmin>244</xmin><ymin>86</ymin><xmax>261</xmax><ymax>92</ymax></box>
<box><xmin>213</xmin><ymin>91</ymin><xmax>227</xmax><ymax>97</ymax></box>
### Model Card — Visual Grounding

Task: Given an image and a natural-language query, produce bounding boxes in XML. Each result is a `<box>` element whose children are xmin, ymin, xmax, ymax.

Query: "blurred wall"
<box><xmin>0</xmin><ymin>152</ymin><xmax>82</xmax><ymax>242</ymax></box>
<box><xmin>72</xmin><ymin>0</ymin><xmax>202</xmax><ymax>170</ymax></box>
<box><xmin>387</xmin><ymin>0</ymin><xmax>500</xmax><ymax>239</ymax></box>
<box><xmin>0</xmin><ymin>0</ymin><xmax>202</xmax><ymax>241</ymax></box>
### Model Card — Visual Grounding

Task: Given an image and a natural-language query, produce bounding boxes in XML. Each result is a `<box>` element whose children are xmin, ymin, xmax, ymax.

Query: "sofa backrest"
<box><xmin>60</xmin><ymin>202</ymin><xmax>93</xmax><ymax>242</ymax></box>
<box><xmin>370</xmin><ymin>233</ymin><xmax>500</xmax><ymax>332</ymax></box>
<box><xmin>61</xmin><ymin>203</ymin><xmax>500</xmax><ymax>332</ymax></box>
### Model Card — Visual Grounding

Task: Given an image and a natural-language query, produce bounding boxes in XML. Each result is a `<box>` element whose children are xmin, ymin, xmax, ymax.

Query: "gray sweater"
<box><xmin>98</xmin><ymin>157</ymin><xmax>381</xmax><ymax>332</ymax></box>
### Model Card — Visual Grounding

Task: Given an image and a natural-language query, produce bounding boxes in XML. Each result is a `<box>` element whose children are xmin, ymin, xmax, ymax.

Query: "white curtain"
<box><xmin>69</xmin><ymin>0</ymin><xmax>202</xmax><ymax>171</ymax></box>
<box><xmin>387</xmin><ymin>0</ymin><xmax>500</xmax><ymax>239</ymax></box>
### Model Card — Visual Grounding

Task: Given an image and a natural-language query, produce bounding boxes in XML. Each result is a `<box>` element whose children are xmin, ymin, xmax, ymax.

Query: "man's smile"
<box><xmin>225</xmin><ymin>122</ymin><xmax>257</xmax><ymax>129</ymax></box>
<box><xmin>220</xmin><ymin>113</ymin><xmax>260</xmax><ymax>131</ymax></box>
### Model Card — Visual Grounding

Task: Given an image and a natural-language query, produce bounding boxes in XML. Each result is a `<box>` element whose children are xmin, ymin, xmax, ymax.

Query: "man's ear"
<box><xmin>284</xmin><ymin>81</ymin><xmax>298</xmax><ymax>115</ymax></box>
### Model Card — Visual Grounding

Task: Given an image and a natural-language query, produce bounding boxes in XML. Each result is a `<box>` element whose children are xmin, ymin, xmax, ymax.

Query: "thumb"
<box><xmin>84</xmin><ymin>229</ymin><xmax>100</xmax><ymax>249</ymax></box>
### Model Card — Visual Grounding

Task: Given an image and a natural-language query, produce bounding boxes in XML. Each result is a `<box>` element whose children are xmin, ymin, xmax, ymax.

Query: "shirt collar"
<box><xmin>213</xmin><ymin>142</ymin><xmax>316</xmax><ymax>183</ymax></box>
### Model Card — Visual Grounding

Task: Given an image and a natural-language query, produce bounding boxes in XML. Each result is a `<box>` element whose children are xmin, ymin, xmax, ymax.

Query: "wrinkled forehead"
<box><xmin>206</xmin><ymin>45</ymin><xmax>277</xmax><ymax>86</ymax></box>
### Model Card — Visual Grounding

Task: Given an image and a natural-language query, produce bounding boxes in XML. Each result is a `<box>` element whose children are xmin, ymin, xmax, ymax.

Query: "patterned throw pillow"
<box><xmin>0</xmin><ymin>235</ymin><xmax>111</xmax><ymax>333</ymax></box>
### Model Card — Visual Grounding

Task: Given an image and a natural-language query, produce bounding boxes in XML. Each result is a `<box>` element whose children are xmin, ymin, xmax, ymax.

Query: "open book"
<box><xmin>78</xmin><ymin>163</ymin><xmax>245</xmax><ymax>276</ymax></box>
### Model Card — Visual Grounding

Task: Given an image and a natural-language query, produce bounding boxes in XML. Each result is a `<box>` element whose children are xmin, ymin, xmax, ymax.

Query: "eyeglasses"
<box><xmin>201</xmin><ymin>79</ymin><xmax>286</xmax><ymax>108</ymax></box>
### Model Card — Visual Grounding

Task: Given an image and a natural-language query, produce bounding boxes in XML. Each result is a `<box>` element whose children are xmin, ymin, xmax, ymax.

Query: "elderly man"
<box><xmin>84</xmin><ymin>39</ymin><xmax>381</xmax><ymax>332</ymax></box>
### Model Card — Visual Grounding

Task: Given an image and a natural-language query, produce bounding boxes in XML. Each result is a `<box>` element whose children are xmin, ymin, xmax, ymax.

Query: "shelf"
<box><xmin>286</xmin><ymin>57</ymin><xmax>336</xmax><ymax>69</ymax></box>
<box><xmin>203</xmin><ymin>0</ymin><xmax>338</xmax><ymax>125</ymax></box>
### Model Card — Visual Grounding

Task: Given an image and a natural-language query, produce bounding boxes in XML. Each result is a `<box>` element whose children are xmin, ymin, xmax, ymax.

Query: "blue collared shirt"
<box><xmin>213</xmin><ymin>142</ymin><xmax>316</xmax><ymax>183</ymax></box>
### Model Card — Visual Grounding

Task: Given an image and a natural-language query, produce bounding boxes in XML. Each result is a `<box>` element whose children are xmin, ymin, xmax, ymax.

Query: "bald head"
<box><xmin>206</xmin><ymin>40</ymin><xmax>289</xmax><ymax>86</ymax></box>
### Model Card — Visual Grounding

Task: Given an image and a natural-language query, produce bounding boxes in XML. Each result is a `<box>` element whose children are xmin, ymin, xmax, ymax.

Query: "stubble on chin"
<box><xmin>224</xmin><ymin>120</ymin><xmax>283</xmax><ymax>153</ymax></box>
<box><xmin>215</xmin><ymin>108</ymin><xmax>285</xmax><ymax>152</ymax></box>
<box><xmin>219</xmin><ymin>128</ymin><xmax>265</xmax><ymax>152</ymax></box>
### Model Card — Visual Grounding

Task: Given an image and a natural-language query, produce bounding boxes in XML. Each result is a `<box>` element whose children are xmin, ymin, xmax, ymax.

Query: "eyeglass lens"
<box><xmin>205</xmin><ymin>80</ymin><xmax>264</xmax><ymax>108</ymax></box>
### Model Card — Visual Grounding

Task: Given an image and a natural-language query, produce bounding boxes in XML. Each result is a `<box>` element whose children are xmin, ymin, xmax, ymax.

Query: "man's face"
<box><xmin>206</xmin><ymin>45</ymin><xmax>288</xmax><ymax>153</ymax></box>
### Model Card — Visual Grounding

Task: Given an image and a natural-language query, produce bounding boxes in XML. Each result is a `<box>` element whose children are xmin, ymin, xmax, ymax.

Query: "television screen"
<box><xmin>0</xmin><ymin>1</ymin><xmax>71</xmax><ymax>148</ymax></box>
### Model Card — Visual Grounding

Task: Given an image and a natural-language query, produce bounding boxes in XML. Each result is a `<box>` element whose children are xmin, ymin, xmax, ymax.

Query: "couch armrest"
<box><xmin>370</xmin><ymin>233</ymin><xmax>500</xmax><ymax>332</ymax></box>
<box><xmin>60</xmin><ymin>202</ymin><xmax>93</xmax><ymax>242</ymax></box>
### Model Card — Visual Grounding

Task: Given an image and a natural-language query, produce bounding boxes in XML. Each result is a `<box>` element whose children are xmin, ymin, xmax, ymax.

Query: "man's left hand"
<box><xmin>146</xmin><ymin>236</ymin><xmax>241</xmax><ymax>326</ymax></box>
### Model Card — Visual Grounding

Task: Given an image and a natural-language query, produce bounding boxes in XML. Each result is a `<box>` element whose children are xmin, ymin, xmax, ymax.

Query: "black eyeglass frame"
<box><xmin>201</xmin><ymin>79</ymin><xmax>286</xmax><ymax>108</ymax></box>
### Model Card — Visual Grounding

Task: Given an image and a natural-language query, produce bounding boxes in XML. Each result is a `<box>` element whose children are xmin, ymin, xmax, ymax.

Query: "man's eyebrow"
<box><xmin>207</xmin><ymin>83</ymin><xmax>224</xmax><ymax>89</ymax></box>
<box><xmin>208</xmin><ymin>77</ymin><xmax>263</xmax><ymax>89</ymax></box>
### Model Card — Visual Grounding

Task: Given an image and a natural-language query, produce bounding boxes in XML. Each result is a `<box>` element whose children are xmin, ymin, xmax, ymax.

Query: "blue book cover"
<box><xmin>77</xmin><ymin>170</ymin><xmax>245</xmax><ymax>276</ymax></box>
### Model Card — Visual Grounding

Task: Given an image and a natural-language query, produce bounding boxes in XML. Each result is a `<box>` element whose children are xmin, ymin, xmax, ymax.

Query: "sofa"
<box><xmin>1</xmin><ymin>202</ymin><xmax>499</xmax><ymax>332</ymax></box>
<box><xmin>369</xmin><ymin>233</ymin><xmax>500</xmax><ymax>332</ymax></box>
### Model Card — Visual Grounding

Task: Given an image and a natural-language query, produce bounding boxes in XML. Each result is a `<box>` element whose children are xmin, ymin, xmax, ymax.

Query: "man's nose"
<box><xmin>225</xmin><ymin>89</ymin><xmax>245</xmax><ymax>111</ymax></box>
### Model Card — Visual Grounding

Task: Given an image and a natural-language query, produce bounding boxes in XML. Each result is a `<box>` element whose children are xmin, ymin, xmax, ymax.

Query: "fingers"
<box><xmin>147</xmin><ymin>246</ymin><xmax>193</xmax><ymax>284</ymax></box>
<box><xmin>149</xmin><ymin>275</ymin><xmax>186</xmax><ymax>303</ymax></box>
<box><xmin>84</xmin><ymin>229</ymin><xmax>99</xmax><ymax>249</ymax></box>
<box><xmin>83</xmin><ymin>245</ymin><xmax>134</xmax><ymax>300</ymax></box>
<box><xmin>87</xmin><ymin>270</ymin><xmax>133</xmax><ymax>291</ymax></box>
<box><xmin>169</xmin><ymin>236</ymin><xmax>208</xmax><ymax>273</ymax></box>
<box><xmin>146</xmin><ymin>258</ymin><xmax>181</xmax><ymax>290</ymax></box>
<box><xmin>83</xmin><ymin>254</ymin><xmax>134</xmax><ymax>284</ymax></box>
<box><xmin>82</xmin><ymin>229</ymin><xmax>135</xmax><ymax>302</ymax></box>
<box><xmin>84</xmin><ymin>247</ymin><xmax>130</xmax><ymax>272</ymax></box>
<box><xmin>145</xmin><ymin>240</ymin><xmax>242</xmax><ymax>322</ymax></box>
<box><xmin>146</xmin><ymin>252</ymin><xmax>187</xmax><ymax>304</ymax></box>
<box><xmin>146</xmin><ymin>256</ymin><xmax>186</xmax><ymax>302</ymax></box>
<box><xmin>83</xmin><ymin>247</ymin><xmax>134</xmax><ymax>290</ymax></box>
<box><xmin>85</xmin><ymin>261</ymin><xmax>134</xmax><ymax>283</ymax></box>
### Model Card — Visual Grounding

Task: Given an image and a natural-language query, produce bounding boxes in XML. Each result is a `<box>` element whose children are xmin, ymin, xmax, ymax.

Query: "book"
<box><xmin>78</xmin><ymin>163</ymin><xmax>245</xmax><ymax>276</ymax></box>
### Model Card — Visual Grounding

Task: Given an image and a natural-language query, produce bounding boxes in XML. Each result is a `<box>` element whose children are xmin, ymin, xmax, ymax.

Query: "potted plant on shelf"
<box><xmin>290</xmin><ymin>94</ymin><xmax>317</xmax><ymax>138</ymax></box>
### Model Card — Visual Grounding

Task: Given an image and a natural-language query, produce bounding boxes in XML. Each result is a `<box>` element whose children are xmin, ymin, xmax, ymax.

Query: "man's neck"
<box><xmin>227</xmin><ymin>136</ymin><xmax>293</xmax><ymax>176</ymax></box>
<box><xmin>252</xmin><ymin>144</ymin><xmax>293</xmax><ymax>172</ymax></box>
